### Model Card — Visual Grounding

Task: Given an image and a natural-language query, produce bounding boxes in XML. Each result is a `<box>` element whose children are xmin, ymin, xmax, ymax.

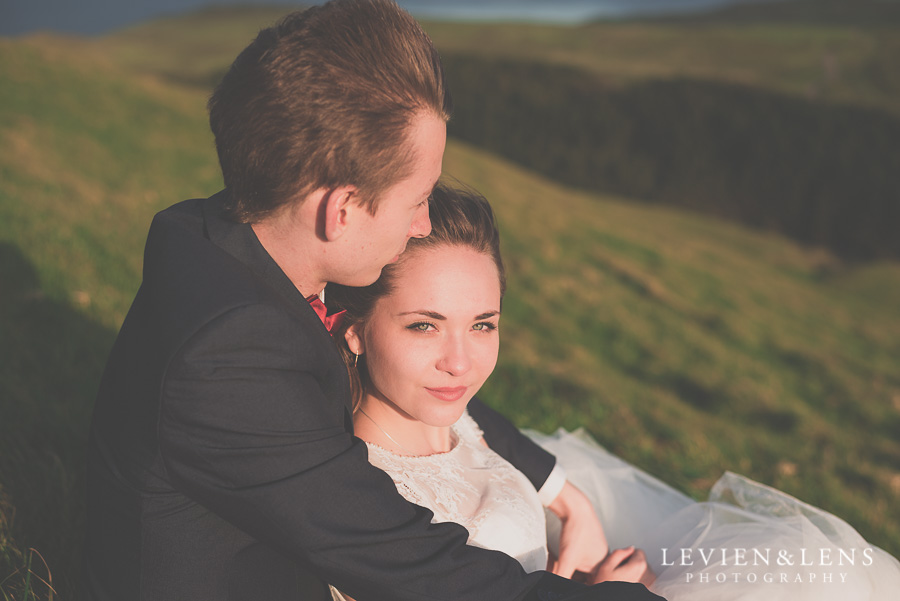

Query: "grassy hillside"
<box><xmin>0</xmin><ymin>35</ymin><xmax>222</xmax><ymax>600</ymax></box>
<box><xmin>2</xmin><ymin>19</ymin><xmax>900</xmax><ymax>601</ymax></box>
<box><xmin>100</xmin><ymin>5</ymin><xmax>299</xmax><ymax>89</ymax></box>
<box><xmin>95</xmin><ymin>6</ymin><xmax>900</xmax><ymax>262</ymax></box>
<box><xmin>443</xmin><ymin>56</ymin><xmax>900</xmax><ymax>260</ymax></box>
<box><xmin>429</xmin><ymin>20</ymin><xmax>900</xmax><ymax>117</ymax></box>
<box><xmin>101</xmin><ymin>6</ymin><xmax>900</xmax><ymax>116</ymax></box>
<box><xmin>662</xmin><ymin>0</ymin><xmax>900</xmax><ymax>26</ymax></box>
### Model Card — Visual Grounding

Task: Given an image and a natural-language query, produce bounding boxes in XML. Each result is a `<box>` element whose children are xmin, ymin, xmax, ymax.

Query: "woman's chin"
<box><xmin>420</xmin><ymin>403</ymin><xmax>470</xmax><ymax>429</ymax></box>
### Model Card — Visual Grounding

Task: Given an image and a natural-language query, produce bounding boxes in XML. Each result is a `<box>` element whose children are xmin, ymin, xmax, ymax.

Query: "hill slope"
<box><xmin>101</xmin><ymin>5</ymin><xmax>900</xmax><ymax>115</ymax></box>
<box><xmin>95</xmin><ymin>6</ymin><xmax>900</xmax><ymax>262</ymax></box>
<box><xmin>0</xmin><ymin>34</ymin><xmax>222</xmax><ymax>599</ymax></box>
<box><xmin>659</xmin><ymin>0</ymin><xmax>900</xmax><ymax>26</ymax></box>
<box><xmin>2</xmin><ymin>30</ymin><xmax>900</xmax><ymax>599</ymax></box>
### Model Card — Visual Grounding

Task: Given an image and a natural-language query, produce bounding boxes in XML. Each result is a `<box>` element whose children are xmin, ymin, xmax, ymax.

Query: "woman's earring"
<box><xmin>354</xmin><ymin>352</ymin><xmax>359</xmax><ymax>367</ymax></box>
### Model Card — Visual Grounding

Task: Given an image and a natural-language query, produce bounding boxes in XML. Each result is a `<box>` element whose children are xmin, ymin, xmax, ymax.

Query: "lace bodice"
<box><xmin>366</xmin><ymin>410</ymin><xmax>549</xmax><ymax>574</ymax></box>
<box><xmin>329</xmin><ymin>411</ymin><xmax>548</xmax><ymax>601</ymax></box>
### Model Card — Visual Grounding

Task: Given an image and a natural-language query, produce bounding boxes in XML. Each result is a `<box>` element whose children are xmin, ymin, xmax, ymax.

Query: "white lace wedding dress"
<box><xmin>329</xmin><ymin>410</ymin><xmax>547</xmax><ymax>601</ymax></box>
<box><xmin>332</xmin><ymin>413</ymin><xmax>900</xmax><ymax>600</ymax></box>
<box><xmin>530</xmin><ymin>427</ymin><xmax>900</xmax><ymax>600</ymax></box>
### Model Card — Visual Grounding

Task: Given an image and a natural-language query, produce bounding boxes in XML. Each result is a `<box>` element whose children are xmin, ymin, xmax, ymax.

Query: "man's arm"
<box><xmin>159</xmin><ymin>304</ymin><xmax>663</xmax><ymax>601</ymax></box>
<box><xmin>467</xmin><ymin>397</ymin><xmax>556</xmax><ymax>490</ymax></box>
<box><xmin>159</xmin><ymin>303</ymin><xmax>542</xmax><ymax>601</ymax></box>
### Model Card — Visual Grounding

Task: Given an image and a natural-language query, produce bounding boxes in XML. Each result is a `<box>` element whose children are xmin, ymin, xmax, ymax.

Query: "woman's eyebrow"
<box><xmin>398</xmin><ymin>310</ymin><xmax>500</xmax><ymax>321</ymax></box>
<box><xmin>398</xmin><ymin>310</ymin><xmax>445</xmax><ymax>320</ymax></box>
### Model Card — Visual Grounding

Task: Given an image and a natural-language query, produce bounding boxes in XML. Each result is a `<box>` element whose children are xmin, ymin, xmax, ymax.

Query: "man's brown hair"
<box><xmin>208</xmin><ymin>0</ymin><xmax>452</xmax><ymax>223</ymax></box>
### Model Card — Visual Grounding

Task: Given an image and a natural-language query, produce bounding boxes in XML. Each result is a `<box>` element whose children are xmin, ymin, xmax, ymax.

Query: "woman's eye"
<box><xmin>473</xmin><ymin>322</ymin><xmax>498</xmax><ymax>332</ymax></box>
<box><xmin>408</xmin><ymin>322</ymin><xmax>435</xmax><ymax>332</ymax></box>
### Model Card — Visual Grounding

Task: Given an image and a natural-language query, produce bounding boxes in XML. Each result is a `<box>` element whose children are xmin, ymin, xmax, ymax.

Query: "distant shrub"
<box><xmin>444</xmin><ymin>55</ymin><xmax>900</xmax><ymax>261</ymax></box>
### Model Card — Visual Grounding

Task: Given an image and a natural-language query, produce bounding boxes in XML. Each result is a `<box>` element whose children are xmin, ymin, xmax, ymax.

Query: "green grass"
<box><xmin>95</xmin><ymin>6</ymin><xmax>900</xmax><ymax>116</ymax></box>
<box><xmin>426</xmin><ymin>21</ymin><xmax>900</xmax><ymax>116</ymax></box>
<box><xmin>100</xmin><ymin>5</ymin><xmax>297</xmax><ymax>89</ymax></box>
<box><xmin>0</xmin><ymin>36</ymin><xmax>222</xmax><ymax>325</ymax></box>
<box><xmin>445</xmin><ymin>142</ymin><xmax>900</xmax><ymax>533</ymax></box>
<box><xmin>0</xmin><ymin>36</ymin><xmax>222</xmax><ymax>600</ymax></box>
<box><xmin>2</xmin><ymin>16</ymin><xmax>900</xmax><ymax>600</ymax></box>
<box><xmin>660</xmin><ymin>0</ymin><xmax>900</xmax><ymax>27</ymax></box>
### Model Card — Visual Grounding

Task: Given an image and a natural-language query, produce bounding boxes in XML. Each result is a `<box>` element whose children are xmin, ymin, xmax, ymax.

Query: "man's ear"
<box><xmin>344</xmin><ymin>323</ymin><xmax>365</xmax><ymax>356</ymax></box>
<box><xmin>322</xmin><ymin>185</ymin><xmax>360</xmax><ymax>242</ymax></box>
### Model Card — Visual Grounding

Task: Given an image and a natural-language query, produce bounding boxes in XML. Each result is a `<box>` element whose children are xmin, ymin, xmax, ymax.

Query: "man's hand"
<box><xmin>591</xmin><ymin>547</ymin><xmax>656</xmax><ymax>588</ymax></box>
<box><xmin>547</xmin><ymin>481</ymin><xmax>610</xmax><ymax>578</ymax></box>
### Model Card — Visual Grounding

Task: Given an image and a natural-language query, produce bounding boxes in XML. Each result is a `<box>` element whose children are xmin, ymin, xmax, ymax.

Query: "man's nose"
<box><xmin>409</xmin><ymin>201</ymin><xmax>432</xmax><ymax>238</ymax></box>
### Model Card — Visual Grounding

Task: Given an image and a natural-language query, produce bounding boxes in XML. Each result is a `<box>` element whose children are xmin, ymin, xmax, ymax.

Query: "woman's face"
<box><xmin>351</xmin><ymin>244</ymin><xmax>502</xmax><ymax>428</ymax></box>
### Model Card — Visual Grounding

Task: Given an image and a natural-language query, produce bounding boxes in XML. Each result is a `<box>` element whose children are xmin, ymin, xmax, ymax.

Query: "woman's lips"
<box><xmin>425</xmin><ymin>386</ymin><xmax>467</xmax><ymax>402</ymax></box>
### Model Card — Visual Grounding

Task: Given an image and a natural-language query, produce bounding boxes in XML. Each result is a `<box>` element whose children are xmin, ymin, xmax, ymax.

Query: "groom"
<box><xmin>83</xmin><ymin>1</ymin><xmax>663</xmax><ymax>600</ymax></box>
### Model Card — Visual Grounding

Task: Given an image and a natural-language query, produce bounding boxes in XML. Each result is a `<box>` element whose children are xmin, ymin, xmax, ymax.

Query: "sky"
<box><xmin>0</xmin><ymin>0</ymin><xmax>770</xmax><ymax>36</ymax></box>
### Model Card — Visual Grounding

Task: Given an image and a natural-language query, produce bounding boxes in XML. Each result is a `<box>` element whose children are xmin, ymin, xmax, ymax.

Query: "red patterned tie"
<box><xmin>306</xmin><ymin>295</ymin><xmax>346</xmax><ymax>333</ymax></box>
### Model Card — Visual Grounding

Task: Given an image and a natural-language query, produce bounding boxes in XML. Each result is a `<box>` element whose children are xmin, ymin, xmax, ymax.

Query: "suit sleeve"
<box><xmin>157</xmin><ymin>302</ymin><xmax>544</xmax><ymax>601</ymax></box>
<box><xmin>467</xmin><ymin>397</ymin><xmax>557</xmax><ymax>491</ymax></box>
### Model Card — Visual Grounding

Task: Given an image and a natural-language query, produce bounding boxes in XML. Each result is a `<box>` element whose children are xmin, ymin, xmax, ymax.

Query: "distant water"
<box><xmin>399</xmin><ymin>0</ymin><xmax>763</xmax><ymax>23</ymax></box>
<box><xmin>0</xmin><ymin>0</ymin><xmax>762</xmax><ymax>36</ymax></box>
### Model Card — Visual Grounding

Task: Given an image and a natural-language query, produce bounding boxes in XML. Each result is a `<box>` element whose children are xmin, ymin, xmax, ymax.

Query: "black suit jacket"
<box><xmin>84</xmin><ymin>191</ymin><xmax>567</xmax><ymax>601</ymax></box>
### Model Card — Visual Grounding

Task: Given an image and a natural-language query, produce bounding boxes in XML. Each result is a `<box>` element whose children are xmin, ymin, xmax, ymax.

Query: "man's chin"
<box><xmin>333</xmin><ymin>268</ymin><xmax>385</xmax><ymax>289</ymax></box>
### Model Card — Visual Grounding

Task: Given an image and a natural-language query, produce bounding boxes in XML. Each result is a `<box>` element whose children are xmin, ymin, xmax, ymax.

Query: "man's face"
<box><xmin>337</xmin><ymin>112</ymin><xmax>445</xmax><ymax>286</ymax></box>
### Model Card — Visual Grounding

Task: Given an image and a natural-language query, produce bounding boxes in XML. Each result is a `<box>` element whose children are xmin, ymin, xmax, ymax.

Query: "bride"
<box><xmin>326</xmin><ymin>184</ymin><xmax>900</xmax><ymax>600</ymax></box>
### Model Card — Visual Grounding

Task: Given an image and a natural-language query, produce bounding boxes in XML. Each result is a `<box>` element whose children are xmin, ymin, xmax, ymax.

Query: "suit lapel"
<box><xmin>201</xmin><ymin>191</ymin><xmax>310</xmax><ymax>308</ymax></box>
<box><xmin>199</xmin><ymin>190</ymin><xmax>352</xmax><ymax>414</ymax></box>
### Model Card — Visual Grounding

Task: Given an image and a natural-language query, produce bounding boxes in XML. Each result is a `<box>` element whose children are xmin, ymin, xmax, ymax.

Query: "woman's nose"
<box><xmin>436</xmin><ymin>336</ymin><xmax>471</xmax><ymax>376</ymax></box>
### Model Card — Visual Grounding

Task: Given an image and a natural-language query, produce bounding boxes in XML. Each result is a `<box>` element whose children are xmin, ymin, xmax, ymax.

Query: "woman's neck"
<box><xmin>354</xmin><ymin>397</ymin><xmax>454</xmax><ymax>457</ymax></box>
